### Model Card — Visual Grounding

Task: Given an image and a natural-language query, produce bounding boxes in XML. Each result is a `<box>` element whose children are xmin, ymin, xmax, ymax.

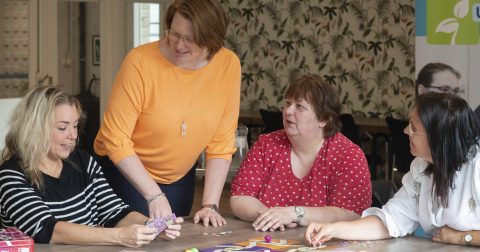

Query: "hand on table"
<box><xmin>148</xmin><ymin>195</ymin><xmax>172</xmax><ymax>219</ymax></box>
<box><xmin>252</xmin><ymin>207</ymin><xmax>298</xmax><ymax>232</ymax></box>
<box><xmin>432</xmin><ymin>226</ymin><xmax>464</xmax><ymax>245</ymax></box>
<box><xmin>304</xmin><ymin>222</ymin><xmax>336</xmax><ymax>247</ymax></box>
<box><xmin>193</xmin><ymin>207</ymin><xmax>227</xmax><ymax>227</ymax></box>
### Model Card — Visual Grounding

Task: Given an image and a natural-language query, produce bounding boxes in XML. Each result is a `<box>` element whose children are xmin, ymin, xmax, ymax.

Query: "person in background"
<box><xmin>416</xmin><ymin>62</ymin><xmax>463</xmax><ymax>95</ymax></box>
<box><xmin>94</xmin><ymin>0</ymin><xmax>240</xmax><ymax>227</ymax></box>
<box><xmin>305</xmin><ymin>93</ymin><xmax>480</xmax><ymax>247</ymax></box>
<box><xmin>230</xmin><ymin>74</ymin><xmax>371</xmax><ymax>232</ymax></box>
<box><xmin>0</xmin><ymin>86</ymin><xmax>183</xmax><ymax>246</ymax></box>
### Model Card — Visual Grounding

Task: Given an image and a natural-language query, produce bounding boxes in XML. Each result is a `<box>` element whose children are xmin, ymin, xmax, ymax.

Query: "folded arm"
<box><xmin>433</xmin><ymin>226</ymin><xmax>480</xmax><ymax>247</ymax></box>
<box><xmin>230</xmin><ymin>195</ymin><xmax>270</xmax><ymax>222</ymax></box>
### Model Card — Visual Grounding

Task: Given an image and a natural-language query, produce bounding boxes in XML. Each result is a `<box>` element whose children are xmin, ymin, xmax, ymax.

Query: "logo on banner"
<box><xmin>427</xmin><ymin>0</ymin><xmax>480</xmax><ymax>45</ymax></box>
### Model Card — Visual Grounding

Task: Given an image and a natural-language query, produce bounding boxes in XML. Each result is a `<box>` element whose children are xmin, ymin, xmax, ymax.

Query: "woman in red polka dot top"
<box><xmin>230</xmin><ymin>74</ymin><xmax>372</xmax><ymax>232</ymax></box>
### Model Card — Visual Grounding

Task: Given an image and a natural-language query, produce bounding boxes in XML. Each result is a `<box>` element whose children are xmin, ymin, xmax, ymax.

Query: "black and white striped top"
<box><xmin>0</xmin><ymin>149</ymin><xmax>132</xmax><ymax>243</ymax></box>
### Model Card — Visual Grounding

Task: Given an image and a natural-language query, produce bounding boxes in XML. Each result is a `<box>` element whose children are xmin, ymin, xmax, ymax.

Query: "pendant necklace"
<box><xmin>174</xmin><ymin>62</ymin><xmax>205</xmax><ymax>137</ymax></box>
<box><xmin>167</xmin><ymin>39</ymin><xmax>209</xmax><ymax>137</ymax></box>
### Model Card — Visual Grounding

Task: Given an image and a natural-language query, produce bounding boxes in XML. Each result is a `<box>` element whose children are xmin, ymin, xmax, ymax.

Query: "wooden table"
<box><xmin>34</xmin><ymin>217</ymin><xmax>478</xmax><ymax>252</ymax></box>
<box><xmin>239</xmin><ymin>109</ymin><xmax>264</xmax><ymax>126</ymax></box>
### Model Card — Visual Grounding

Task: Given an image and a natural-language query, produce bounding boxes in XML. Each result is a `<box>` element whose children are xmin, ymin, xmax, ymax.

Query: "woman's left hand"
<box><xmin>252</xmin><ymin>207</ymin><xmax>297</xmax><ymax>232</ymax></box>
<box><xmin>432</xmin><ymin>226</ymin><xmax>464</xmax><ymax>245</ymax></box>
<box><xmin>193</xmin><ymin>207</ymin><xmax>226</xmax><ymax>227</ymax></box>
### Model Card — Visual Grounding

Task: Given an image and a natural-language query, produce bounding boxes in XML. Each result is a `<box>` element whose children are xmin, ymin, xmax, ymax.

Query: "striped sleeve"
<box><xmin>84</xmin><ymin>154</ymin><xmax>132</xmax><ymax>227</ymax></box>
<box><xmin>0</xmin><ymin>166</ymin><xmax>58</xmax><ymax>243</ymax></box>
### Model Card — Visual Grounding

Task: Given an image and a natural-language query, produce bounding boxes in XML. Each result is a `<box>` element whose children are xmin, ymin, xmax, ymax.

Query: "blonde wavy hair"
<box><xmin>2</xmin><ymin>86</ymin><xmax>81</xmax><ymax>189</ymax></box>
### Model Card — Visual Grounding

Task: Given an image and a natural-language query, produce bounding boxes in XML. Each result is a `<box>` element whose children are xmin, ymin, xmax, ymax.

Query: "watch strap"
<box><xmin>202</xmin><ymin>204</ymin><xmax>219</xmax><ymax>212</ymax></box>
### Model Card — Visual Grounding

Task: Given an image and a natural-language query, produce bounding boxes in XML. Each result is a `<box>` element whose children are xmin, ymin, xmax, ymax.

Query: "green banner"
<box><xmin>427</xmin><ymin>0</ymin><xmax>480</xmax><ymax>45</ymax></box>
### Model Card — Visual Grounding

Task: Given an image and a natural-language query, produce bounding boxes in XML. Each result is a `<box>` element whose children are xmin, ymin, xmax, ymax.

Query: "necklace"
<box><xmin>174</xmin><ymin>64</ymin><xmax>205</xmax><ymax>137</ymax></box>
<box><xmin>160</xmin><ymin>40</ymin><xmax>208</xmax><ymax>137</ymax></box>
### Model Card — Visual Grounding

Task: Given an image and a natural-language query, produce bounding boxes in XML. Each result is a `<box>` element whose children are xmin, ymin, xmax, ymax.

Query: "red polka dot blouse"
<box><xmin>231</xmin><ymin>130</ymin><xmax>372</xmax><ymax>215</ymax></box>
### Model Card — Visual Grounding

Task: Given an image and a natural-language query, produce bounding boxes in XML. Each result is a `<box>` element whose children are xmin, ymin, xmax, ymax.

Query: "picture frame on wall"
<box><xmin>92</xmin><ymin>35</ymin><xmax>100</xmax><ymax>66</ymax></box>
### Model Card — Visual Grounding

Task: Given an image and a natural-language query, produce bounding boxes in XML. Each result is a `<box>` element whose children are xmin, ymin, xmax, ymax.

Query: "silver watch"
<box><xmin>294</xmin><ymin>206</ymin><xmax>304</xmax><ymax>224</ymax></box>
<box><xmin>464</xmin><ymin>233</ymin><xmax>473</xmax><ymax>246</ymax></box>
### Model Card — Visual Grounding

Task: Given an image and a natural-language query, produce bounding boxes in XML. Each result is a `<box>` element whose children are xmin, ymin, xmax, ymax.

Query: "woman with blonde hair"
<box><xmin>0</xmin><ymin>86</ymin><xmax>182</xmax><ymax>246</ymax></box>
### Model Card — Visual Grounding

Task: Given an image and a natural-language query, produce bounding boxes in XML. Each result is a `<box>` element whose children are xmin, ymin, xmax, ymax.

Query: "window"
<box><xmin>133</xmin><ymin>2</ymin><xmax>162</xmax><ymax>47</ymax></box>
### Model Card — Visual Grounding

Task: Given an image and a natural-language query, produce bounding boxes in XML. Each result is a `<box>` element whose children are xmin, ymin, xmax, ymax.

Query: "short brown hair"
<box><xmin>165</xmin><ymin>0</ymin><xmax>228</xmax><ymax>59</ymax></box>
<box><xmin>416</xmin><ymin>62</ymin><xmax>461</xmax><ymax>95</ymax></box>
<box><xmin>285</xmin><ymin>74</ymin><xmax>341</xmax><ymax>138</ymax></box>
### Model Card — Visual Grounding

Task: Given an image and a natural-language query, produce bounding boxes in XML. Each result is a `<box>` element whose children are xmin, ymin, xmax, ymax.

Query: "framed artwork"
<box><xmin>92</xmin><ymin>35</ymin><xmax>100</xmax><ymax>65</ymax></box>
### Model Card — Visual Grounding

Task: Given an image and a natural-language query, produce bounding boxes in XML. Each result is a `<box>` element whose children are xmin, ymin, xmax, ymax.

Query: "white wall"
<box><xmin>0</xmin><ymin>98</ymin><xmax>21</xmax><ymax>151</ymax></box>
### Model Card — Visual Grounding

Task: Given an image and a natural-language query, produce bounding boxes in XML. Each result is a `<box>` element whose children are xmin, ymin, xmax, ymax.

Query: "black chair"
<box><xmin>259</xmin><ymin>109</ymin><xmax>283</xmax><ymax>133</ymax></box>
<box><xmin>339</xmin><ymin>114</ymin><xmax>383</xmax><ymax>179</ymax></box>
<box><xmin>338</xmin><ymin>114</ymin><xmax>361</xmax><ymax>145</ymax></box>
<box><xmin>385</xmin><ymin>117</ymin><xmax>415</xmax><ymax>182</ymax></box>
<box><xmin>371</xmin><ymin>179</ymin><xmax>398</xmax><ymax>207</ymax></box>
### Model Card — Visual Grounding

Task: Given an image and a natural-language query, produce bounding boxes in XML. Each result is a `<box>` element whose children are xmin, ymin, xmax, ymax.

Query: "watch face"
<box><xmin>465</xmin><ymin>234</ymin><xmax>473</xmax><ymax>242</ymax></box>
<box><xmin>295</xmin><ymin>206</ymin><xmax>305</xmax><ymax>217</ymax></box>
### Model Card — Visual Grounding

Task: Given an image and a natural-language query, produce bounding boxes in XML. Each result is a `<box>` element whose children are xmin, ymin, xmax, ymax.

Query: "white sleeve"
<box><xmin>362</xmin><ymin>158</ymin><xmax>425</xmax><ymax>237</ymax></box>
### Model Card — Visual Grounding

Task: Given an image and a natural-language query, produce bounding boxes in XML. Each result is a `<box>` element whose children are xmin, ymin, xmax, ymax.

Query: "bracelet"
<box><xmin>146</xmin><ymin>192</ymin><xmax>165</xmax><ymax>206</ymax></box>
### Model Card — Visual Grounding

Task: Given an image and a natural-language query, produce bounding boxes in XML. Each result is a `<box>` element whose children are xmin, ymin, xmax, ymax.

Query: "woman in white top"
<box><xmin>305</xmin><ymin>92</ymin><xmax>480</xmax><ymax>247</ymax></box>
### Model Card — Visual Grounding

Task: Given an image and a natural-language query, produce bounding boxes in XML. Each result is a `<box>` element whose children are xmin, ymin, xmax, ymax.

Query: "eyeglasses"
<box><xmin>406</xmin><ymin>122</ymin><xmax>426</xmax><ymax>136</ymax></box>
<box><xmin>166</xmin><ymin>29</ymin><xmax>195</xmax><ymax>45</ymax></box>
<box><xmin>428</xmin><ymin>85</ymin><xmax>465</xmax><ymax>95</ymax></box>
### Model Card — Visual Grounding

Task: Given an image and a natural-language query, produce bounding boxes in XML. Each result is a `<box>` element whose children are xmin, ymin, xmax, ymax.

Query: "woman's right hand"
<box><xmin>158</xmin><ymin>216</ymin><xmax>184</xmax><ymax>240</ymax></box>
<box><xmin>116</xmin><ymin>224</ymin><xmax>157</xmax><ymax>247</ymax></box>
<box><xmin>304</xmin><ymin>222</ymin><xmax>336</xmax><ymax>247</ymax></box>
<box><xmin>148</xmin><ymin>195</ymin><xmax>172</xmax><ymax>219</ymax></box>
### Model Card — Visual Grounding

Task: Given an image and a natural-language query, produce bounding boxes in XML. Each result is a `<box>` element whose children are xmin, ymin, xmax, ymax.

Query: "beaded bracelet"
<box><xmin>146</xmin><ymin>192</ymin><xmax>165</xmax><ymax>206</ymax></box>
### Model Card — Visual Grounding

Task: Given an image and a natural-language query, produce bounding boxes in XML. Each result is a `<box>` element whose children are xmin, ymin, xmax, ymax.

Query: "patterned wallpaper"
<box><xmin>221</xmin><ymin>0</ymin><xmax>415</xmax><ymax>119</ymax></box>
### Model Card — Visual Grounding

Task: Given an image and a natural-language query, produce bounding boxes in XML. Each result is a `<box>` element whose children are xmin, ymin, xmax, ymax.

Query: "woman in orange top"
<box><xmin>94</xmin><ymin>0</ymin><xmax>240</xmax><ymax>227</ymax></box>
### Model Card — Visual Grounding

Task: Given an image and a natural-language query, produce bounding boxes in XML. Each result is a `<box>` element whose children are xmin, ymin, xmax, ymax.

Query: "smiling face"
<box><xmin>167</xmin><ymin>12</ymin><xmax>208</xmax><ymax>69</ymax></box>
<box><xmin>283</xmin><ymin>97</ymin><xmax>326</xmax><ymax>139</ymax></box>
<box><xmin>47</xmin><ymin>104</ymin><xmax>79</xmax><ymax>161</ymax></box>
<box><xmin>404</xmin><ymin>109</ymin><xmax>432</xmax><ymax>162</ymax></box>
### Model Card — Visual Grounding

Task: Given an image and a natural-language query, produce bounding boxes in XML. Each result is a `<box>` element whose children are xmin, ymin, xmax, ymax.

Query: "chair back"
<box><xmin>371</xmin><ymin>179</ymin><xmax>398</xmax><ymax>207</ymax></box>
<box><xmin>338</xmin><ymin>114</ymin><xmax>361</xmax><ymax>145</ymax></box>
<box><xmin>259</xmin><ymin>109</ymin><xmax>283</xmax><ymax>133</ymax></box>
<box><xmin>385</xmin><ymin>117</ymin><xmax>414</xmax><ymax>173</ymax></box>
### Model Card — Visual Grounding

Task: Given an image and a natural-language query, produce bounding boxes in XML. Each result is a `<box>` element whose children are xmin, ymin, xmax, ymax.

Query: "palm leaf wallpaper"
<box><xmin>221</xmin><ymin>0</ymin><xmax>415</xmax><ymax>119</ymax></box>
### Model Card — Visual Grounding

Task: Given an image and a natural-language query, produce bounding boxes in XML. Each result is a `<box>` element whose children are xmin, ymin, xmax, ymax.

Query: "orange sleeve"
<box><xmin>205</xmin><ymin>53</ymin><xmax>241</xmax><ymax>161</ymax></box>
<box><xmin>94</xmin><ymin>49</ymin><xmax>144</xmax><ymax>164</ymax></box>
